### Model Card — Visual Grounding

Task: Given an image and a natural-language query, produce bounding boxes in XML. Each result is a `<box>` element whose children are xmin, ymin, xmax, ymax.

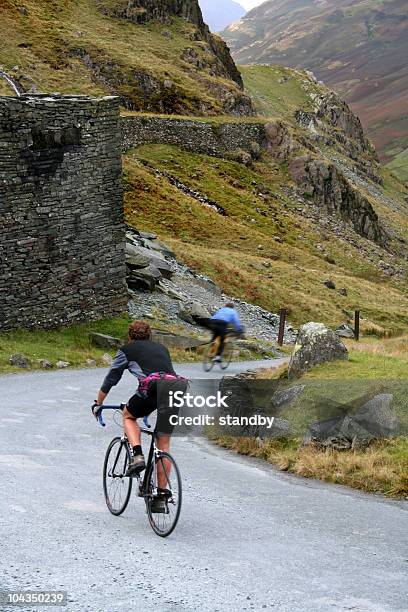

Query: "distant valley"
<box><xmin>199</xmin><ymin>0</ymin><xmax>246</xmax><ymax>32</ymax></box>
<box><xmin>222</xmin><ymin>0</ymin><xmax>408</xmax><ymax>181</ymax></box>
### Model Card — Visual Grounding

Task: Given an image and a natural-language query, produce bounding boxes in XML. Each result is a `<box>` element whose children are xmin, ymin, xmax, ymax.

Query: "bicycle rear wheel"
<box><xmin>103</xmin><ymin>437</ymin><xmax>132</xmax><ymax>516</ymax></box>
<box><xmin>145</xmin><ymin>451</ymin><xmax>182</xmax><ymax>537</ymax></box>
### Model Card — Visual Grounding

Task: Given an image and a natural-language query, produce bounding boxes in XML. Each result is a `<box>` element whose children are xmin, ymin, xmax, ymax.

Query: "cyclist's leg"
<box><xmin>125</xmin><ymin>393</ymin><xmax>153</xmax><ymax>474</ymax></box>
<box><xmin>218</xmin><ymin>326</ymin><xmax>227</xmax><ymax>356</ymax></box>
<box><xmin>123</xmin><ymin>406</ymin><xmax>141</xmax><ymax>447</ymax></box>
<box><xmin>156</xmin><ymin>434</ymin><xmax>171</xmax><ymax>490</ymax></box>
<box><xmin>155</xmin><ymin>379</ymin><xmax>187</xmax><ymax>490</ymax></box>
<box><xmin>212</xmin><ymin>321</ymin><xmax>227</xmax><ymax>356</ymax></box>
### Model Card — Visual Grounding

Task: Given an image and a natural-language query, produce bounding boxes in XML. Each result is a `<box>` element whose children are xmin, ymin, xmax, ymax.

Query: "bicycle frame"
<box><xmin>95</xmin><ymin>405</ymin><xmax>164</xmax><ymax>497</ymax></box>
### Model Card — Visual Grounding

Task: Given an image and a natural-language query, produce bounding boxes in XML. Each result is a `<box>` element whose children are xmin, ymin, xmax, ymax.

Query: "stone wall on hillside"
<box><xmin>0</xmin><ymin>94</ymin><xmax>127</xmax><ymax>330</ymax></box>
<box><xmin>121</xmin><ymin>115</ymin><xmax>267</xmax><ymax>157</ymax></box>
<box><xmin>121</xmin><ymin>115</ymin><xmax>387</xmax><ymax>247</ymax></box>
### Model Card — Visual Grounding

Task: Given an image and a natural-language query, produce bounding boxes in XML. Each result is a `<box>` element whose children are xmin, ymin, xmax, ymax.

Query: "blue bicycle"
<box><xmin>93</xmin><ymin>404</ymin><xmax>182</xmax><ymax>538</ymax></box>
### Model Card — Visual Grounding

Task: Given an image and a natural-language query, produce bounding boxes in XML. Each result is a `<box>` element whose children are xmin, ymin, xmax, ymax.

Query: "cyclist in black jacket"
<box><xmin>95</xmin><ymin>321</ymin><xmax>187</xmax><ymax>509</ymax></box>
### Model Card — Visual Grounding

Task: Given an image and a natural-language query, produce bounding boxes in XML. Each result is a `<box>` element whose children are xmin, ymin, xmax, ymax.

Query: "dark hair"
<box><xmin>225</xmin><ymin>302</ymin><xmax>234</xmax><ymax>309</ymax></box>
<box><xmin>128</xmin><ymin>320</ymin><xmax>152</xmax><ymax>341</ymax></box>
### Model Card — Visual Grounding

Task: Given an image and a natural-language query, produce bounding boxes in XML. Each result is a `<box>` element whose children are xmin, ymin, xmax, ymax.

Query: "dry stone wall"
<box><xmin>0</xmin><ymin>94</ymin><xmax>127</xmax><ymax>330</ymax></box>
<box><xmin>121</xmin><ymin>115</ymin><xmax>267</xmax><ymax>157</ymax></box>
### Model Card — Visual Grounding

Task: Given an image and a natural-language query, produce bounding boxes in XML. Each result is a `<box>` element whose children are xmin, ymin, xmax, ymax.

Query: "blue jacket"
<box><xmin>211</xmin><ymin>307</ymin><xmax>243</xmax><ymax>332</ymax></box>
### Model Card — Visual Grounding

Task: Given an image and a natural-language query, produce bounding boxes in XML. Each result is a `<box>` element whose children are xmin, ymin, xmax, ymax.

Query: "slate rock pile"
<box><xmin>126</xmin><ymin>227</ymin><xmax>297</xmax><ymax>344</ymax></box>
<box><xmin>126</xmin><ymin>226</ymin><xmax>175</xmax><ymax>291</ymax></box>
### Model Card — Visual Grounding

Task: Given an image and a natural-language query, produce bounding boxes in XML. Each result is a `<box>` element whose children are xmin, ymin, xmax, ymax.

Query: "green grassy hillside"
<box><xmin>387</xmin><ymin>148</ymin><xmax>408</xmax><ymax>183</ymax></box>
<box><xmin>0</xmin><ymin>0</ymin><xmax>250</xmax><ymax>114</ymax></box>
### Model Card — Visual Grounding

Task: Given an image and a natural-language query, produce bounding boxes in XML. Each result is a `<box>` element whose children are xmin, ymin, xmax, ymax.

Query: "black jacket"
<box><xmin>101</xmin><ymin>340</ymin><xmax>175</xmax><ymax>394</ymax></box>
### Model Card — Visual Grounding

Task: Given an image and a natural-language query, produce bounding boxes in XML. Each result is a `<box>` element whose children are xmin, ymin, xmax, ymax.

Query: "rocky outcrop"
<box><xmin>222</xmin><ymin>0</ymin><xmax>408</xmax><ymax>175</ymax></box>
<box><xmin>288</xmin><ymin>322</ymin><xmax>348</xmax><ymax>378</ymax></box>
<box><xmin>288</xmin><ymin>156</ymin><xmax>387</xmax><ymax>246</ymax></box>
<box><xmin>70</xmin><ymin>45</ymin><xmax>252</xmax><ymax>115</ymax></box>
<box><xmin>264</xmin><ymin>120</ymin><xmax>301</xmax><ymax>160</ymax></box>
<box><xmin>99</xmin><ymin>0</ymin><xmax>245</xmax><ymax>89</ymax></box>
<box><xmin>296</xmin><ymin>91</ymin><xmax>382</xmax><ymax>184</ymax></box>
<box><xmin>315</xmin><ymin>93</ymin><xmax>375</xmax><ymax>158</ymax></box>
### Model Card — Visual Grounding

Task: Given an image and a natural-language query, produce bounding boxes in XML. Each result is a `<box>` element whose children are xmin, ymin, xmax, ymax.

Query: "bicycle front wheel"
<box><xmin>145</xmin><ymin>451</ymin><xmax>182</xmax><ymax>537</ymax></box>
<box><xmin>103</xmin><ymin>437</ymin><xmax>133</xmax><ymax>516</ymax></box>
<box><xmin>220</xmin><ymin>342</ymin><xmax>234</xmax><ymax>370</ymax></box>
<box><xmin>202</xmin><ymin>343</ymin><xmax>215</xmax><ymax>372</ymax></box>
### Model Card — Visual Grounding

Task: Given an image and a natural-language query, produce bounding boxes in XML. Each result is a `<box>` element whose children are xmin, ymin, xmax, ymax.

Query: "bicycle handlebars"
<box><xmin>91</xmin><ymin>402</ymin><xmax>151</xmax><ymax>428</ymax></box>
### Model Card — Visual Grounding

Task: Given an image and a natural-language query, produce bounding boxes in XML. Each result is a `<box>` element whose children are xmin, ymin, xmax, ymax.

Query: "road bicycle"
<box><xmin>202</xmin><ymin>331</ymin><xmax>239</xmax><ymax>372</ymax></box>
<box><xmin>93</xmin><ymin>404</ymin><xmax>182</xmax><ymax>537</ymax></box>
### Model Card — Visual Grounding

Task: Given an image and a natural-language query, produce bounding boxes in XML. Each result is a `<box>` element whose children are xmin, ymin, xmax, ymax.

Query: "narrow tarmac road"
<box><xmin>0</xmin><ymin>360</ymin><xmax>406</xmax><ymax>612</ymax></box>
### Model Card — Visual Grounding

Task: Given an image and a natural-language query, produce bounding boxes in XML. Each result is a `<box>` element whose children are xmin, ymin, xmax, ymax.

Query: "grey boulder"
<box><xmin>9</xmin><ymin>353</ymin><xmax>31</xmax><ymax>369</ymax></box>
<box><xmin>306</xmin><ymin>393</ymin><xmax>399</xmax><ymax>448</ymax></box>
<box><xmin>126</xmin><ymin>243</ymin><xmax>173</xmax><ymax>278</ymax></box>
<box><xmin>353</xmin><ymin>394</ymin><xmax>399</xmax><ymax>437</ymax></box>
<box><xmin>56</xmin><ymin>360</ymin><xmax>70</xmax><ymax>369</ymax></box>
<box><xmin>152</xmin><ymin>329</ymin><xmax>207</xmax><ymax>350</ymax></box>
<box><xmin>271</xmin><ymin>385</ymin><xmax>305</xmax><ymax>409</ymax></box>
<box><xmin>90</xmin><ymin>332</ymin><xmax>122</xmax><ymax>350</ymax></box>
<box><xmin>178</xmin><ymin>301</ymin><xmax>211</xmax><ymax>324</ymax></box>
<box><xmin>125</xmin><ymin>242</ymin><xmax>151</xmax><ymax>268</ymax></box>
<box><xmin>37</xmin><ymin>359</ymin><xmax>53</xmax><ymax>369</ymax></box>
<box><xmin>288</xmin><ymin>322</ymin><xmax>348</xmax><ymax>378</ymax></box>
<box><xmin>336</xmin><ymin>323</ymin><xmax>355</xmax><ymax>339</ymax></box>
<box><xmin>142</xmin><ymin>238</ymin><xmax>175</xmax><ymax>259</ymax></box>
<box><xmin>127</xmin><ymin>265</ymin><xmax>162</xmax><ymax>291</ymax></box>
<box><xmin>139</xmin><ymin>231</ymin><xmax>157</xmax><ymax>240</ymax></box>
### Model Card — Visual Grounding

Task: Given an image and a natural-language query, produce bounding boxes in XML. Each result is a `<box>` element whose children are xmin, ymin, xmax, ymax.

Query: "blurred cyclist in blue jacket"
<box><xmin>199</xmin><ymin>302</ymin><xmax>244</xmax><ymax>362</ymax></box>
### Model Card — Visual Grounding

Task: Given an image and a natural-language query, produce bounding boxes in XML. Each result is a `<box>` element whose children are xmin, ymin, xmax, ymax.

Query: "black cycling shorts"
<box><xmin>127</xmin><ymin>378</ymin><xmax>188</xmax><ymax>435</ymax></box>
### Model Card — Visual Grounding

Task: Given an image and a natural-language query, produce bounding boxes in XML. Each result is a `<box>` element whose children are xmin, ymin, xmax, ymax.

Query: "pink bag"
<box><xmin>137</xmin><ymin>372</ymin><xmax>187</xmax><ymax>398</ymax></box>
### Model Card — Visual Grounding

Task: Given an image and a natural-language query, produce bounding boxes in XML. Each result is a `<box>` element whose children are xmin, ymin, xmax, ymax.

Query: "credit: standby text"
<box><xmin>169</xmin><ymin>414</ymin><xmax>276</xmax><ymax>428</ymax></box>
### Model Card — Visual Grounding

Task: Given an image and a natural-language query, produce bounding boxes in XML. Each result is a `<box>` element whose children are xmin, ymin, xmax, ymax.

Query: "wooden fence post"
<box><xmin>354</xmin><ymin>309</ymin><xmax>360</xmax><ymax>341</ymax></box>
<box><xmin>278</xmin><ymin>308</ymin><xmax>286</xmax><ymax>346</ymax></box>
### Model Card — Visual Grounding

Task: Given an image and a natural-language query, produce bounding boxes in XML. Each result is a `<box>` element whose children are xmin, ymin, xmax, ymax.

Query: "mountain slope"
<box><xmin>222</xmin><ymin>0</ymin><xmax>408</xmax><ymax>179</ymax></box>
<box><xmin>0</xmin><ymin>0</ymin><xmax>252</xmax><ymax>115</ymax></box>
<box><xmin>199</xmin><ymin>0</ymin><xmax>245</xmax><ymax>32</ymax></box>
<box><xmin>122</xmin><ymin>66</ymin><xmax>408</xmax><ymax>332</ymax></box>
